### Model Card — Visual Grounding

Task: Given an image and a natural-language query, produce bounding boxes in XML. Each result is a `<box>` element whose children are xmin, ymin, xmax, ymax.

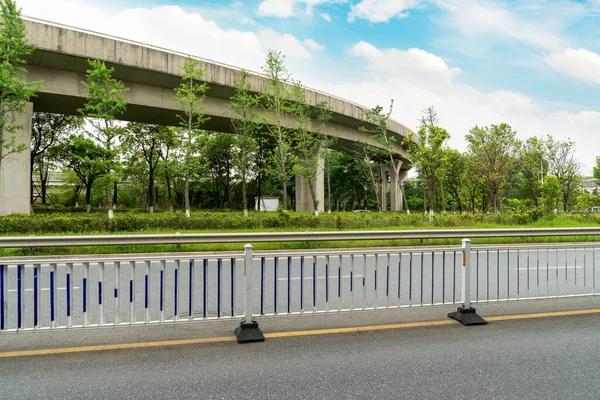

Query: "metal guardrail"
<box><xmin>1</xmin><ymin>227</ymin><xmax>599</xmax><ymax>248</ymax></box>
<box><xmin>2</xmin><ymin>239</ymin><xmax>599</xmax><ymax>335</ymax></box>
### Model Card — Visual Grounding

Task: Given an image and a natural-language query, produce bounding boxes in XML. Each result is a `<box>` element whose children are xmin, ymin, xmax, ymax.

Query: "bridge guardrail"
<box><xmin>1</xmin><ymin>227</ymin><xmax>600</xmax><ymax>248</ymax></box>
<box><xmin>2</xmin><ymin>231</ymin><xmax>599</xmax><ymax>341</ymax></box>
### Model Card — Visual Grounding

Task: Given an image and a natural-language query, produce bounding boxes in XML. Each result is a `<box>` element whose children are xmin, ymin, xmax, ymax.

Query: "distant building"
<box><xmin>255</xmin><ymin>196</ymin><xmax>279</xmax><ymax>212</ymax></box>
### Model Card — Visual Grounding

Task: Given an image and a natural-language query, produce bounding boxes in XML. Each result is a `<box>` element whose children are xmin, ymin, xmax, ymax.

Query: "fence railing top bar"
<box><xmin>472</xmin><ymin>242</ymin><xmax>600</xmax><ymax>252</ymax></box>
<box><xmin>1</xmin><ymin>227</ymin><xmax>600</xmax><ymax>248</ymax></box>
<box><xmin>0</xmin><ymin>252</ymin><xmax>244</xmax><ymax>265</ymax></box>
<box><xmin>254</xmin><ymin>246</ymin><xmax>462</xmax><ymax>258</ymax></box>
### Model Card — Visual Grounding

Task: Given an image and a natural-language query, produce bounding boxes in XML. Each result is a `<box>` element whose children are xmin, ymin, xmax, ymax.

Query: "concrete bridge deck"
<box><xmin>0</xmin><ymin>17</ymin><xmax>415</xmax><ymax>215</ymax></box>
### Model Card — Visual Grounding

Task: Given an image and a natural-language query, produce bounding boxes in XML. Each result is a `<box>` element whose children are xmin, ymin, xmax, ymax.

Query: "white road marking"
<box><xmin>278</xmin><ymin>275</ymin><xmax>364</xmax><ymax>281</ymax></box>
<box><xmin>8</xmin><ymin>286</ymin><xmax>80</xmax><ymax>293</ymax></box>
<box><xmin>517</xmin><ymin>266</ymin><xmax>583</xmax><ymax>270</ymax></box>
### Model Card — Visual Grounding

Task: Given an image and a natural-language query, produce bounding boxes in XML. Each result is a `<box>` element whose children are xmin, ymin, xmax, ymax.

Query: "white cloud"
<box><xmin>318</xmin><ymin>41</ymin><xmax>600</xmax><ymax>172</ymax></box>
<box><xmin>348</xmin><ymin>0</ymin><xmax>420</xmax><ymax>23</ymax></box>
<box><xmin>349</xmin><ymin>41</ymin><xmax>461</xmax><ymax>87</ymax></box>
<box><xmin>259</xmin><ymin>28</ymin><xmax>313</xmax><ymax>59</ymax></box>
<box><xmin>257</xmin><ymin>0</ymin><xmax>297</xmax><ymax>18</ymax></box>
<box><xmin>546</xmin><ymin>48</ymin><xmax>600</xmax><ymax>84</ymax></box>
<box><xmin>320</xmin><ymin>13</ymin><xmax>331</xmax><ymax>21</ymax></box>
<box><xmin>19</xmin><ymin>0</ymin><xmax>313</xmax><ymax>72</ymax></box>
<box><xmin>303</xmin><ymin>38</ymin><xmax>326</xmax><ymax>51</ymax></box>
<box><xmin>433</xmin><ymin>0</ymin><xmax>574</xmax><ymax>50</ymax></box>
<box><xmin>257</xmin><ymin>0</ymin><xmax>346</xmax><ymax>18</ymax></box>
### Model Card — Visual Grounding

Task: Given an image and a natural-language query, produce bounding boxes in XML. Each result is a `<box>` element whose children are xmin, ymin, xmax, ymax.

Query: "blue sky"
<box><xmin>19</xmin><ymin>0</ymin><xmax>600</xmax><ymax>172</ymax></box>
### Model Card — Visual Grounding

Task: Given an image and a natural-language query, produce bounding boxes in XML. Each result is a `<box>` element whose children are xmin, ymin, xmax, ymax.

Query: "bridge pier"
<box><xmin>0</xmin><ymin>102</ymin><xmax>32</xmax><ymax>216</ymax></box>
<box><xmin>295</xmin><ymin>149</ymin><xmax>325</xmax><ymax>213</ymax></box>
<box><xmin>390</xmin><ymin>162</ymin><xmax>408</xmax><ymax>212</ymax></box>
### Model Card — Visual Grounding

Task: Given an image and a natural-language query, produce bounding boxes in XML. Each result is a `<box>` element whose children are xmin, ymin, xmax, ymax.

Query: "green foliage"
<box><xmin>290</xmin><ymin>83</ymin><xmax>331</xmax><ymax>215</ymax></box>
<box><xmin>7</xmin><ymin>209</ymin><xmax>597</xmax><ymax>235</ymax></box>
<box><xmin>174</xmin><ymin>57</ymin><xmax>210</xmax><ymax>216</ymax></box>
<box><xmin>229</xmin><ymin>70</ymin><xmax>260</xmax><ymax>214</ymax></box>
<box><xmin>545</xmin><ymin>136</ymin><xmax>581</xmax><ymax>212</ymax></box>
<box><xmin>594</xmin><ymin>157</ymin><xmax>600</xmax><ymax>186</ymax></box>
<box><xmin>79</xmin><ymin>59</ymin><xmax>128</xmax><ymax>214</ymax></box>
<box><xmin>0</xmin><ymin>0</ymin><xmax>41</xmax><ymax>161</ymax></box>
<box><xmin>541</xmin><ymin>175</ymin><xmax>561</xmax><ymax>215</ymax></box>
<box><xmin>261</xmin><ymin>49</ymin><xmax>294</xmax><ymax>210</ymax></box>
<box><xmin>122</xmin><ymin>123</ymin><xmax>176</xmax><ymax>212</ymax></box>
<box><xmin>443</xmin><ymin>149</ymin><xmax>466</xmax><ymax>212</ymax></box>
<box><xmin>466</xmin><ymin>123</ymin><xmax>520</xmax><ymax>214</ymax></box>
<box><xmin>52</xmin><ymin>135</ymin><xmax>113</xmax><ymax>209</ymax></box>
<box><xmin>403</xmin><ymin>107</ymin><xmax>450</xmax><ymax>213</ymax></box>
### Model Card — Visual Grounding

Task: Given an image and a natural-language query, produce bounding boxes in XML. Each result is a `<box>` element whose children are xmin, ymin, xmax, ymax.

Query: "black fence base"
<box><xmin>448</xmin><ymin>306</ymin><xmax>487</xmax><ymax>326</ymax></box>
<box><xmin>234</xmin><ymin>321</ymin><xmax>265</xmax><ymax>343</ymax></box>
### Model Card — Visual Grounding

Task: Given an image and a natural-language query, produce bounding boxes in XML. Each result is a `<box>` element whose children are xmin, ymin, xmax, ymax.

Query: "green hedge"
<box><xmin>1</xmin><ymin>210</ymin><xmax>599</xmax><ymax>235</ymax></box>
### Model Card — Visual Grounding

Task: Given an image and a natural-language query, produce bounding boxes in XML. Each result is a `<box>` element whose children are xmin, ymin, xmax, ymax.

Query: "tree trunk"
<box><xmin>307</xmin><ymin>178</ymin><xmax>319</xmax><ymax>217</ymax></box>
<box><xmin>326</xmin><ymin>158</ymin><xmax>332</xmax><ymax>214</ymax></box>
<box><xmin>184</xmin><ymin>178</ymin><xmax>191</xmax><ymax>218</ymax></box>
<box><xmin>148</xmin><ymin>169</ymin><xmax>155</xmax><ymax>213</ymax></box>
<box><xmin>428</xmin><ymin>183</ymin><xmax>435</xmax><ymax>221</ymax></box>
<box><xmin>30</xmin><ymin>155</ymin><xmax>35</xmax><ymax>207</ymax></box>
<box><xmin>440</xmin><ymin>179</ymin><xmax>446</xmax><ymax>213</ymax></box>
<box><xmin>493</xmin><ymin>188</ymin><xmax>499</xmax><ymax>214</ymax></box>
<box><xmin>40</xmin><ymin>169</ymin><xmax>48</xmax><ymax>206</ymax></box>
<box><xmin>166</xmin><ymin>173</ymin><xmax>173</xmax><ymax>212</ymax></box>
<box><xmin>86</xmin><ymin>183</ymin><xmax>93</xmax><ymax>213</ymax></box>
<box><xmin>280</xmin><ymin>147</ymin><xmax>287</xmax><ymax>210</ymax></box>
<box><xmin>112</xmin><ymin>181</ymin><xmax>118</xmax><ymax>211</ymax></box>
<box><xmin>106</xmin><ymin>184</ymin><xmax>113</xmax><ymax>219</ymax></box>
<box><xmin>242</xmin><ymin>178</ymin><xmax>248</xmax><ymax>217</ymax></box>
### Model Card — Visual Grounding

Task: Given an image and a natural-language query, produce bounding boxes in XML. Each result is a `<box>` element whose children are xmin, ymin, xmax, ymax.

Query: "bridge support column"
<box><xmin>390</xmin><ymin>162</ymin><xmax>408</xmax><ymax>212</ymax></box>
<box><xmin>295</xmin><ymin>149</ymin><xmax>324</xmax><ymax>214</ymax></box>
<box><xmin>0</xmin><ymin>102</ymin><xmax>32</xmax><ymax>216</ymax></box>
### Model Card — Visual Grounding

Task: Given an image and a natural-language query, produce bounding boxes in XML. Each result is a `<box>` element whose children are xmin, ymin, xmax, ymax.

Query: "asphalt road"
<box><xmin>2</xmin><ymin>246</ymin><xmax>599</xmax><ymax>330</ymax></box>
<box><xmin>0</xmin><ymin>313</ymin><xmax>599</xmax><ymax>399</ymax></box>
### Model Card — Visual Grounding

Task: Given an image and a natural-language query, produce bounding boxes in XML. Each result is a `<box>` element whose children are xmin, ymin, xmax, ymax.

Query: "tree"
<box><xmin>545</xmin><ymin>136</ymin><xmax>581</xmax><ymax>212</ymax></box>
<box><xmin>123</xmin><ymin>123</ymin><xmax>175</xmax><ymax>213</ymax></box>
<box><xmin>53</xmin><ymin>135</ymin><xmax>111</xmax><ymax>212</ymax></box>
<box><xmin>594</xmin><ymin>157</ymin><xmax>600</xmax><ymax>186</ymax></box>
<box><xmin>229</xmin><ymin>70</ymin><xmax>260</xmax><ymax>216</ymax></box>
<box><xmin>290</xmin><ymin>82</ymin><xmax>332</xmax><ymax>216</ymax></box>
<box><xmin>174</xmin><ymin>57</ymin><xmax>209</xmax><ymax>218</ymax></box>
<box><xmin>261</xmin><ymin>50</ymin><xmax>293</xmax><ymax>210</ymax></box>
<box><xmin>403</xmin><ymin>107</ymin><xmax>449</xmax><ymax>217</ymax></box>
<box><xmin>443</xmin><ymin>149</ymin><xmax>466</xmax><ymax>212</ymax></box>
<box><xmin>328</xmin><ymin>151</ymin><xmax>368</xmax><ymax>210</ymax></box>
<box><xmin>205</xmin><ymin>133</ymin><xmax>235</xmax><ymax>209</ymax></box>
<box><xmin>518</xmin><ymin>136</ymin><xmax>547</xmax><ymax>209</ymax></box>
<box><xmin>361</xmin><ymin>100</ymin><xmax>410</xmax><ymax>213</ymax></box>
<box><xmin>30</xmin><ymin>112</ymin><xmax>81</xmax><ymax>206</ymax></box>
<box><xmin>0</xmin><ymin>0</ymin><xmax>40</xmax><ymax>171</ymax></box>
<box><xmin>354</xmin><ymin>142</ymin><xmax>387</xmax><ymax>211</ymax></box>
<box><xmin>541</xmin><ymin>175</ymin><xmax>561</xmax><ymax>215</ymax></box>
<box><xmin>79</xmin><ymin>59</ymin><xmax>128</xmax><ymax>219</ymax></box>
<box><xmin>466</xmin><ymin>123</ymin><xmax>520</xmax><ymax>214</ymax></box>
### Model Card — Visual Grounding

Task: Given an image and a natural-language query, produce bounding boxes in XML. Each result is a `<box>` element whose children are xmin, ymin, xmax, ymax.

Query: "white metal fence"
<box><xmin>2</xmin><ymin>238</ymin><xmax>599</xmax><ymax>333</ymax></box>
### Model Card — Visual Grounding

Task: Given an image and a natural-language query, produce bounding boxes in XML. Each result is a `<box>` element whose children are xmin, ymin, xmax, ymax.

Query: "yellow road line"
<box><xmin>1</xmin><ymin>308</ymin><xmax>599</xmax><ymax>359</ymax></box>
<box><xmin>486</xmin><ymin>308</ymin><xmax>600</xmax><ymax>321</ymax></box>
<box><xmin>0</xmin><ymin>336</ymin><xmax>236</xmax><ymax>358</ymax></box>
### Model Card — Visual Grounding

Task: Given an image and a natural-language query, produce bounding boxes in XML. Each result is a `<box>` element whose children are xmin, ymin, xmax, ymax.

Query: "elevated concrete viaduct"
<box><xmin>0</xmin><ymin>17</ymin><xmax>414</xmax><ymax>216</ymax></box>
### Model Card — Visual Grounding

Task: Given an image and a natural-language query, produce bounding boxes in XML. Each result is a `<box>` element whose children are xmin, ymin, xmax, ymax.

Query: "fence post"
<box><xmin>234</xmin><ymin>244</ymin><xmax>265</xmax><ymax>343</ymax></box>
<box><xmin>448</xmin><ymin>238</ymin><xmax>487</xmax><ymax>326</ymax></box>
